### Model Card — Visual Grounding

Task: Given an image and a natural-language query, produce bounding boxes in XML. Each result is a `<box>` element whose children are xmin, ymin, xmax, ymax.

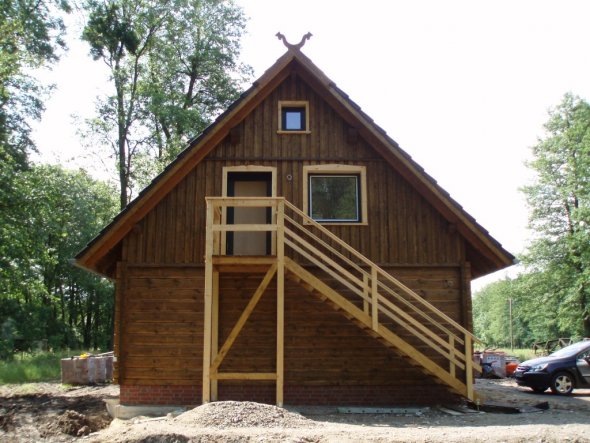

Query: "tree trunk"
<box><xmin>580</xmin><ymin>281</ymin><xmax>590</xmax><ymax>337</ymax></box>
<box><xmin>115</xmin><ymin>60</ymin><xmax>129</xmax><ymax>210</ymax></box>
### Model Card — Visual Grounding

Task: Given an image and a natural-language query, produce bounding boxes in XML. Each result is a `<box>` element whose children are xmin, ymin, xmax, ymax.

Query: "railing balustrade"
<box><xmin>205</xmin><ymin>196</ymin><xmax>482</xmax><ymax>399</ymax></box>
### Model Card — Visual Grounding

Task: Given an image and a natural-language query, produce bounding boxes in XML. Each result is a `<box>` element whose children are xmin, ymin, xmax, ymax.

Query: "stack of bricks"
<box><xmin>61</xmin><ymin>355</ymin><xmax>114</xmax><ymax>384</ymax></box>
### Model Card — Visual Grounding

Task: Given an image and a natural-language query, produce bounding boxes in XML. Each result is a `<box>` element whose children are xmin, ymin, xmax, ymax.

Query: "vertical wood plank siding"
<box><xmin>116</xmin><ymin>72</ymin><xmax>473</xmax><ymax>397</ymax></box>
<box><xmin>123</xmin><ymin>74</ymin><xmax>464</xmax><ymax>267</ymax></box>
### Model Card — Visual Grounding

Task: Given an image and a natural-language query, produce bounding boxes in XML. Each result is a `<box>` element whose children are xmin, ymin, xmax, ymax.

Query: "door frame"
<box><xmin>221</xmin><ymin>165</ymin><xmax>277</xmax><ymax>255</ymax></box>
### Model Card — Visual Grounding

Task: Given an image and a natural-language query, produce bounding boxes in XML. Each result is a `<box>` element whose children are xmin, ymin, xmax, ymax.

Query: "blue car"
<box><xmin>514</xmin><ymin>339</ymin><xmax>590</xmax><ymax>395</ymax></box>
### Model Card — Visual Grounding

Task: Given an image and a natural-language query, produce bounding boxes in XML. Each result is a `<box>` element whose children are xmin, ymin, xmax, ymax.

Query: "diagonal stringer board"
<box><xmin>283</xmin><ymin>257</ymin><xmax>469</xmax><ymax>397</ymax></box>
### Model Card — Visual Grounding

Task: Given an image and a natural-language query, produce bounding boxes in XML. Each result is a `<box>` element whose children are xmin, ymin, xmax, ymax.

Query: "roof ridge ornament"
<box><xmin>276</xmin><ymin>32</ymin><xmax>312</xmax><ymax>50</ymax></box>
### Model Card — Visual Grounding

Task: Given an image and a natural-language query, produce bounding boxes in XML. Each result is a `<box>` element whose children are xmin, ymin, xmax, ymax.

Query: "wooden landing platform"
<box><xmin>212</xmin><ymin>255</ymin><xmax>277</xmax><ymax>273</ymax></box>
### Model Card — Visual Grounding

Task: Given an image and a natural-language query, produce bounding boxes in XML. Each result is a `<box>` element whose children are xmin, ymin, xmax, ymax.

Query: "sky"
<box><xmin>31</xmin><ymin>0</ymin><xmax>590</xmax><ymax>290</ymax></box>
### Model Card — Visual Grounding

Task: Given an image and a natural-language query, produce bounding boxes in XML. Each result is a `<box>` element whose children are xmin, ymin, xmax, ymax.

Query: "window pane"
<box><xmin>285</xmin><ymin>111</ymin><xmax>302</xmax><ymax>129</ymax></box>
<box><xmin>282</xmin><ymin>107</ymin><xmax>305</xmax><ymax>130</ymax></box>
<box><xmin>309</xmin><ymin>175</ymin><xmax>359</xmax><ymax>222</ymax></box>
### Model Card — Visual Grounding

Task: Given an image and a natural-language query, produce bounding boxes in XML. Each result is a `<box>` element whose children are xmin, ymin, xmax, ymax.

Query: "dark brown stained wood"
<box><xmin>102</xmin><ymin>52</ymin><xmax>503</xmax><ymax>397</ymax></box>
<box><xmin>124</xmin><ymin>71</ymin><xmax>466</xmax><ymax>268</ymax></box>
<box><xmin>116</xmin><ymin>263</ymin><xmax>465</xmax><ymax>391</ymax></box>
<box><xmin>118</xmin><ymin>265</ymin><xmax>203</xmax><ymax>385</ymax></box>
<box><xmin>461</xmin><ymin>261</ymin><xmax>473</xmax><ymax>332</ymax></box>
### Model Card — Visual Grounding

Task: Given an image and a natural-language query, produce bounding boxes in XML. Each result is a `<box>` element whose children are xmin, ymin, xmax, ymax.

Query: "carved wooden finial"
<box><xmin>276</xmin><ymin>32</ymin><xmax>312</xmax><ymax>50</ymax></box>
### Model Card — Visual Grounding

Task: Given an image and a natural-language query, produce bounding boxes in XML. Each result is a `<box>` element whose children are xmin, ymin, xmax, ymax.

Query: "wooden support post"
<box><xmin>276</xmin><ymin>200</ymin><xmax>285</xmax><ymax>407</ymax></box>
<box><xmin>211</xmin><ymin>271</ymin><xmax>219</xmax><ymax>401</ymax></box>
<box><xmin>363</xmin><ymin>273</ymin><xmax>369</xmax><ymax>315</ymax></box>
<box><xmin>115</xmin><ymin>262</ymin><xmax>127</xmax><ymax>384</ymax></box>
<box><xmin>213</xmin><ymin>206</ymin><xmax>221</xmax><ymax>255</ymax></box>
<box><xmin>449</xmin><ymin>335</ymin><xmax>456</xmax><ymax>379</ymax></box>
<box><xmin>465</xmin><ymin>335</ymin><xmax>473</xmax><ymax>400</ymax></box>
<box><xmin>371</xmin><ymin>267</ymin><xmax>378</xmax><ymax>331</ymax></box>
<box><xmin>202</xmin><ymin>200</ymin><xmax>214</xmax><ymax>403</ymax></box>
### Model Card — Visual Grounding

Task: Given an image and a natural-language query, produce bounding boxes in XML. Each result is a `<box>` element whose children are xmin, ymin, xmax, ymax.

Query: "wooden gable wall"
<box><xmin>122</xmin><ymin>73</ymin><xmax>466</xmax><ymax>268</ymax></box>
<box><xmin>113</xmin><ymin>70</ymin><xmax>474</xmax><ymax>402</ymax></box>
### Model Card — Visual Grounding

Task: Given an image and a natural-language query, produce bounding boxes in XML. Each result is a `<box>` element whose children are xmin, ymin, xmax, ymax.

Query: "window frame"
<box><xmin>277</xmin><ymin>100</ymin><xmax>310</xmax><ymax>134</ymax></box>
<box><xmin>303</xmin><ymin>164</ymin><xmax>368</xmax><ymax>225</ymax></box>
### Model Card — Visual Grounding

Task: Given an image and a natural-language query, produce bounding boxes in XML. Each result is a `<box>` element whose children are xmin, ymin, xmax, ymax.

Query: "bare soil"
<box><xmin>1</xmin><ymin>379</ymin><xmax>589</xmax><ymax>442</ymax></box>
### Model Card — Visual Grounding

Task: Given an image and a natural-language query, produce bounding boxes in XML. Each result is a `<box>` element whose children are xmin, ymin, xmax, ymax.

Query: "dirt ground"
<box><xmin>1</xmin><ymin>379</ymin><xmax>589</xmax><ymax>442</ymax></box>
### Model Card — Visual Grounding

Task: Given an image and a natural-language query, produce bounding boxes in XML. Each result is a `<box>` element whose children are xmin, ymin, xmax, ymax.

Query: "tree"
<box><xmin>522</xmin><ymin>93</ymin><xmax>590</xmax><ymax>337</ymax></box>
<box><xmin>81</xmin><ymin>0</ymin><xmax>251</xmax><ymax>208</ymax></box>
<box><xmin>0</xmin><ymin>165</ymin><xmax>118</xmax><ymax>353</ymax></box>
<box><xmin>473</xmin><ymin>272</ymin><xmax>563</xmax><ymax>347</ymax></box>
<box><xmin>0</xmin><ymin>0</ymin><xmax>70</xmax><ymax>167</ymax></box>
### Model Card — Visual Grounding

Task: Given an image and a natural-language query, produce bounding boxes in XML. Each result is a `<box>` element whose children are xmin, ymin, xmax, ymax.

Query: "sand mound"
<box><xmin>175</xmin><ymin>401</ymin><xmax>315</xmax><ymax>429</ymax></box>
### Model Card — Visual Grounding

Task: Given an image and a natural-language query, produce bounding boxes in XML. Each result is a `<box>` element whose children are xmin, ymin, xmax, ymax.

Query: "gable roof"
<box><xmin>75</xmin><ymin>47</ymin><xmax>515</xmax><ymax>279</ymax></box>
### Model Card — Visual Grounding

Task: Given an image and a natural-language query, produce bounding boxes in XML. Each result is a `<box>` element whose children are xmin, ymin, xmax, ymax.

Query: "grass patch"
<box><xmin>0</xmin><ymin>350</ymin><xmax>92</xmax><ymax>384</ymax></box>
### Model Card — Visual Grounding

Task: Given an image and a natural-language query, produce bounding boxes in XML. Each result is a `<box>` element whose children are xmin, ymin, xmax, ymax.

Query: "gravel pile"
<box><xmin>175</xmin><ymin>401</ymin><xmax>316</xmax><ymax>429</ymax></box>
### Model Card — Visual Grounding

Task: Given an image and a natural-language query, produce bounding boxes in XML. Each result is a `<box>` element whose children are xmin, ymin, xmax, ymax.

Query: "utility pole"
<box><xmin>509</xmin><ymin>298</ymin><xmax>514</xmax><ymax>350</ymax></box>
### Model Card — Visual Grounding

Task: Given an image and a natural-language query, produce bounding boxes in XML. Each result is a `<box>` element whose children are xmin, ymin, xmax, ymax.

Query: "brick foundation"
<box><xmin>120</xmin><ymin>385</ymin><xmax>201</xmax><ymax>405</ymax></box>
<box><xmin>120</xmin><ymin>383</ymin><xmax>456</xmax><ymax>406</ymax></box>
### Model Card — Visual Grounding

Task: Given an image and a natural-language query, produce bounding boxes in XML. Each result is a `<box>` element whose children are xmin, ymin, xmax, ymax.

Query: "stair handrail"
<box><xmin>205</xmin><ymin>196</ymin><xmax>480</xmax><ymax>397</ymax></box>
<box><xmin>281</xmin><ymin>199</ymin><xmax>481</xmax><ymax>345</ymax></box>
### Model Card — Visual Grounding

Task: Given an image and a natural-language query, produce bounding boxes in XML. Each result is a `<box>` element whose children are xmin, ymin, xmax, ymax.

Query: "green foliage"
<box><xmin>0</xmin><ymin>164</ymin><xmax>118</xmax><ymax>356</ymax></box>
<box><xmin>473</xmin><ymin>273</ymin><xmax>566</xmax><ymax>347</ymax></box>
<box><xmin>0</xmin><ymin>0</ymin><xmax>70</xmax><ymax>166</ymax></box>
<box><xmin>81</xmin><ymin>0</ymin><xmax>251</xmax><ymax>207</ymax></box>
<box><xmin>522</xmin><ymin>93</ymin><xmax>590</xmax><ymax>337</ymax></box>
<box><xmin>83</xmin><ymin>1</ymin><xmax>140</xmax><ymax>61</ymax></box>
<box><xmin>475</xmin><ymin>93</ymin><xmax>590</xmax><ymax>344</ymax></box>
<box><xmin>0</xmin><ymin>350</ymin><xmax>91</xmax><ymax>383</ymax></box>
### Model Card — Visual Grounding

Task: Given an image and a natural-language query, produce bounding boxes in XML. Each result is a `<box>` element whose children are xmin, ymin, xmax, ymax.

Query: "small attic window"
<box><xmin>278</xmin><ymin>101</ymin><xmax>310</xmax><ymax>134</ymax></box>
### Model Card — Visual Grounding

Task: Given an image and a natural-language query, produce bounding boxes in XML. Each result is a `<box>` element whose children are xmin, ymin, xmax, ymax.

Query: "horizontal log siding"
<box><xmin>118</xmin><ymin>265</ymin><xmax>204</xmax><ymax>386</ymax></box>
<box><xmin>118</xmin><ymin>266</ymin><xmax>462</xmax><ymax>400</ymax></box>
<box><xmin>122</xmin><ymin>73</ymin><xmax>464</xmax><ymax>267</ymax></box>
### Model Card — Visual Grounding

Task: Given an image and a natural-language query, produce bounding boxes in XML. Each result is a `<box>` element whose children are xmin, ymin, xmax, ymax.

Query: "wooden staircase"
<box><xmin>202</xmin><ymin>196</ymin><xmax>482</xmax><ymax>405</ymax></box>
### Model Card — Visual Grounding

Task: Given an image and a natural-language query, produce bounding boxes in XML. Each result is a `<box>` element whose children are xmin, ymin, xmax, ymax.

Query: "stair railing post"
<box><xmin>202</xmin><ymin>198</ymin><xmax>214</xmax><ymax>403</ymax></box>
<box><xmin>465</xmin><ymin>334</ymin><xmax>473</xmax><ymax>400</ymax></box>
<box><xmin>449</xmin><ymin>335</ymin><xmax>455</xmax><ymax>379</ymax></box>
<box><xmin>276</xmin><ymin>199</ymin><xmax>285</xmax><ymax>407</ymax></box>
<box><xmin>363</xmin><ymin>274</ymin><xmax>369</xmax><ymax>315</ymax></box>
<box><xmin>371</xmin><ymin>267</ymin><xmax>378</xmax><ymax>331</ymax></box>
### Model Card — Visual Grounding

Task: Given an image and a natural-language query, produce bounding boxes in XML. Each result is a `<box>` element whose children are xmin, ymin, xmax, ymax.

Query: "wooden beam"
<box><xmin>207</xmin><ymin>197</ymin><xmax>282</xmax><ymax>207</ymax></box>
<box><xmin>210</xmin><ymin>263</ymin><xmax>277</xmax><ymax>371</ymax></box>
<box><xmin>449</xmin><ymin>336</ymin><xmax>456</xmax><ymax>379</ymax></box>
<box><xmin>212</xmin><ymin>223</ymin><xmax>278</xmax><ymax>232</ymax></box>
<box><xmin>466</xmin><ymin>335</ymin><xmax>474</xmax><ymax>400</ymax></box>
<box><xmin>211</xmin><ymin>271</ymin><xmax>219</xmax><ymax>401</ymax></box>
<box><xmin>202</xmin><ymin>201</ymin><xmax>214</xmax><ymax>403</ymax></box>
<box><xmin>213</xmin><ymin>372</ymin><xmax>277</xmax><ymax>380</ymax></box>
<box><xmin>363</xmin><ymin>274</ymin><xmax>369</xmax><ymax>315</ymax></box>
<box><xmin>212</xmin><ymin>256</ymin><xmax>277</xmax><ymax>266</ymax></box>
<box><xmin>371</xmin><ymin>267</ymin><xmax>378</xmax><ymax>331</ymax></box>
<box><xmin>276</xmin><ymin>200</ymin><xmax>285</xmax><ymax>407</ymax></box>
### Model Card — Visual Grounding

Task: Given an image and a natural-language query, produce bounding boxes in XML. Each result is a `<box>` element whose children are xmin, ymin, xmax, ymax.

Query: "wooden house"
<box><xmin>75</xmin><ymin>39</ymin><xmax>514</xmax><ymax>408</ymax></box>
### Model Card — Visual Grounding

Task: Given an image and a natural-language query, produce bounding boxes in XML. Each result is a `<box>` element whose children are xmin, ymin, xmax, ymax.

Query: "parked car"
<box><xmin>514</xmin><ymin>339</ymin><xmax>590</xmax><ymax>395</ymax></box>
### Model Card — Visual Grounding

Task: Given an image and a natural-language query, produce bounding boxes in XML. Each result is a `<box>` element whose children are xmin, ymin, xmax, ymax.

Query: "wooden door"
<box><xmin>226</xmin><ymin>172</ymin><xmax>272</xmax><ymax>255</ymax></box>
